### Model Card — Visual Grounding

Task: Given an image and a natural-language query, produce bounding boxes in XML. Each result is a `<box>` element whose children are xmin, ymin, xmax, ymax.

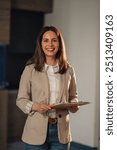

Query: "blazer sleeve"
<box><xmin>68</xmin><ymin>67</ymin><xmax>78</xmax><ymax>103</ymax></box>
<box><xmin>16</xmin><ymin>65</ymin><xmax>34</xmax><ymax>115</ymax></box>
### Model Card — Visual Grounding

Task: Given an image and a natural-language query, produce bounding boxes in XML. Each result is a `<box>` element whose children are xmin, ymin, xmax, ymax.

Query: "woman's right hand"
<box><xmin>32</xmin><ymin>102</ymin><xmax>51</xmax><ymax>113</ymax></box>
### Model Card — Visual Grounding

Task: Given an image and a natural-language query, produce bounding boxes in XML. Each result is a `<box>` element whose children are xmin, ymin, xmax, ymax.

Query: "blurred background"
<box><xmin>0</xmin><ymin>0</ymin><xmax>100</xmax><ymax>150</ymax></box>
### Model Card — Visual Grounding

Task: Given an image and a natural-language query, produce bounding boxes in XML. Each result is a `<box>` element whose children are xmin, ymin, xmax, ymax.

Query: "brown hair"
<box><xmin>26</xmin><ymin>26</ymin><xmax>69</xmax><ymax>74</ymax></box>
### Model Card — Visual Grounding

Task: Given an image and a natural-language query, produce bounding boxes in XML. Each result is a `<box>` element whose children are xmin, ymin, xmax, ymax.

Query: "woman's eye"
<box><xmin>53</xmin><ymin>39</ymin><xmax>58</xmax><ymax>42</ymax></box>
<box><xmin>43</xmin><ymin>39</ymin><xmax>48</xmax><ymax>42</ymax></box>
<box><xmin>42</xmin><ymin>38</ymin><xmax>58</xmax><ymax>43</ymax></box>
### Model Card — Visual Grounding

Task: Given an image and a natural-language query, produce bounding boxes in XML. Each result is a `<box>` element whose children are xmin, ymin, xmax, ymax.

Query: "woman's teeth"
<box><xmin>47</xmin><ymin>48</ymin><xmax>54</xmax><ymax>51</ymax></box>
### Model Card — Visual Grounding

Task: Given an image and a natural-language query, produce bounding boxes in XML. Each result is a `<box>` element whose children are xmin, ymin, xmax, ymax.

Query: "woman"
<box><xmin>16</xmin><ymin>26</ymin><xmax>79</xmax><ymax>150</ymax></box>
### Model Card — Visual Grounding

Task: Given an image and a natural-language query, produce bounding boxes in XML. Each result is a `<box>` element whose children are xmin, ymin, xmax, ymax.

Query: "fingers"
<box><xmin>32</xmin><ymin>103</ymin><xmax>51</xmax><ymax>113</ymax></box>
<box><xmin>39</xmin><ymin>104</ymin><xmax>51</xmax><ymax>110</ymax></box>
<box><xmin>39</xmin><ymin>104</ymin><xmax>51</xmax><ymax>112</ymax></box>
<box><xmin>69</xmin><ymin>106</ymin><xmax>80</xmax><ymax>113</ymax></box>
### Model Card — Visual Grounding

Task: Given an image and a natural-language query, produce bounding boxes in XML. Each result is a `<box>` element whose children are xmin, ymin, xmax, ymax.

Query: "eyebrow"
<box><xmin>42</xmin><ymin>37</ymin><xmax>58</xmax><ymax>39</ymax></box>
<box><xmin>42</xmin><ymin>37</ymin><xmax>58</xmax><ymax>41</ymax></box>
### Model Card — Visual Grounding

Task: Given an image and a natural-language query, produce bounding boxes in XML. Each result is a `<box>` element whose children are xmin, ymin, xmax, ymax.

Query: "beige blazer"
<box><xmin>16</xmin><ymin>64</ymin><xmax>78</xmax><ymax>145</ymax></box>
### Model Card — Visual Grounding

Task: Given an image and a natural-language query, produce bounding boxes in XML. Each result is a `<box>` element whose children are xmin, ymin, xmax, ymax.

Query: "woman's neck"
<box><xmin>46</xmin><ymin>57</ymin><xmax>57</xmax><ymax>66</ymax></box>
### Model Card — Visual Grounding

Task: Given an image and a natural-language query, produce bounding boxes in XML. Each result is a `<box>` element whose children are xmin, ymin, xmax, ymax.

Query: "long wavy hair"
<box><xmin>26</xmin><ymin>26</ymin><xmax>69</xmax><ymax>74</ymax></box>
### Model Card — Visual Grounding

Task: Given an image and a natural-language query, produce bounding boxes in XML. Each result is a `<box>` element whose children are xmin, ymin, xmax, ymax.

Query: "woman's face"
<box><xmin>41</xmin><ymin>31</ymin><xmax>59</xmax><ymax>59</ymax></box>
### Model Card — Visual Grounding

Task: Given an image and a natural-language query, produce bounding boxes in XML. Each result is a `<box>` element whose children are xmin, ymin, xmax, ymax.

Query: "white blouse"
<box><xmin>45</xmin><ymin>63</ymin><xmax>59</xmax><ymax>118</ymax></box>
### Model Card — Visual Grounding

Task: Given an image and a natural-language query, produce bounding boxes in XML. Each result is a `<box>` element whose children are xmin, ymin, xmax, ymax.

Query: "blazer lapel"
<box><xmin>57</xmin><ymin>73</ymin><xmax>66</xmax><ymax>103</ymax></box>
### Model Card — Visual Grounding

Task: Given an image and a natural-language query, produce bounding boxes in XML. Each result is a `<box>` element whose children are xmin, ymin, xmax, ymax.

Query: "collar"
<box><xmin>44</xmin><ymin>63</ymin><xmax>59</xmax><ymax>73</ymax></box>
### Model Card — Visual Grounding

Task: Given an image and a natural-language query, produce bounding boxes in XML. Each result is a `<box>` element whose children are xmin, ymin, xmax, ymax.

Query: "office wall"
<box><xmin>44</xmin><ymin>0</ymin><xmax>100</xmax><ymax>148</ymax></box>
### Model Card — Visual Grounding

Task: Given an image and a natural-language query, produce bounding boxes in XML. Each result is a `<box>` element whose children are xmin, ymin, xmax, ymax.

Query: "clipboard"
<box><xmin>51</xmin><ymin>101</ymin><xmax>90</xmax><ymax>109</ymax></box>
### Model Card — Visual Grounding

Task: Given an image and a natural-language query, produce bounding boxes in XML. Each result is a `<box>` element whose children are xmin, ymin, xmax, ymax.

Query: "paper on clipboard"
<box><xmin>51</xmin><ymin>101</ymin><xmax>90</xmax><ymax>109</ymax></box>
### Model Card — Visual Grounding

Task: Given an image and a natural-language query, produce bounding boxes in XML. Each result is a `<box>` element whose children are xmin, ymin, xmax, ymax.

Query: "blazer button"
<box><xmin>58</xmin><ymin>114</ymin><xmax>62</xmax><ymax>118</ymax></box>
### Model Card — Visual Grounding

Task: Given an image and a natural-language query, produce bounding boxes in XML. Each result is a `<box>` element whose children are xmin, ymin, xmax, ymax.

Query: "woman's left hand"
<box><xmin>68</xmin><ymin>106</ymin><xmax>80</xmax><ymax>113</ymax></box>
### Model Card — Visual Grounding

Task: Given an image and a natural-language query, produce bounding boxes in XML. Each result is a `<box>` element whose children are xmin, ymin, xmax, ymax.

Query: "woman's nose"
<box><xmin>48</xmin><ymin>40</ymin><xmax>53</xmax><ymax>46</ymax></box>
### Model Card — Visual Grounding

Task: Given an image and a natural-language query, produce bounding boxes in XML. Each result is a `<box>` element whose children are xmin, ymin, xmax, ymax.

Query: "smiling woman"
<box><xmin>16</xmin><ymin>26</ymin><xmax>79</xmax><ymax>150</ymax></box>
<box><xmin>41</xmin><ymin>31</ymin><xmax>59</xmax><ymax>64</ymax></box>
